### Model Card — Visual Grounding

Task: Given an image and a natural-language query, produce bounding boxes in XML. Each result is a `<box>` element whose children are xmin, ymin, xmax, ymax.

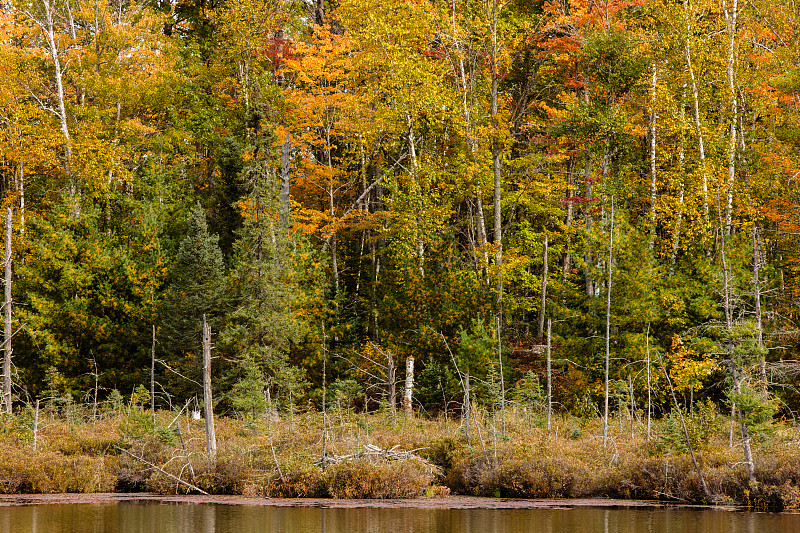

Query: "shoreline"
<box><xmin>0</xmin><ymin>493</ymin><xmax>737</xmax><ymax>511</ymax></box>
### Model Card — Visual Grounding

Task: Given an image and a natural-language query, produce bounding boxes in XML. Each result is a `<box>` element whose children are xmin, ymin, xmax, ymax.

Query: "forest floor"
<box><xmin>0</xmin><ymin>405</ymin><xmax>798</xmax><ymax>510</ymax></box>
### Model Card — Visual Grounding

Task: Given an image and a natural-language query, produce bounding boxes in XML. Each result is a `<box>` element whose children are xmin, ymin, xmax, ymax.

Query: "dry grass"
<box><xmin>0</xmin><ymin>405</ymin><xmax>799</xmax><ymax>508</ymax></box>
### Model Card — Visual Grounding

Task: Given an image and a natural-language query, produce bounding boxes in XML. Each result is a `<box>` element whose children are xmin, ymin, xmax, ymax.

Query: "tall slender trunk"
<box><xmin>628</xmin><ymin>374</ymin><xmax>635</xmax><ymax>440</ymax></box>
<box><xmin>38</xmin><ymin>0</ymin><xmax>75</xmax><ymax>191</ymax></box>
<box><xmin>2</xmin><ymin>208</ymin><xmax>11</xmax><ymax>414</ymax></box>
<box><xmin>151</xmin><ymin>325</ymin><xmax>155</xmax><ymax>425</ymax></box>
<box><xmin>17</xmin><ymin>162</ymin><xmax>24</xmax><ymax>235</ymax></box>
<box><xmin>649</xmin><ymin>64</ymin><xmax>658</xmax><ymax>248</ymax></box>
<box><xmin>476</xmin><ymin>191</ymin><xmax>489</xmax><ymax>281</ymax></box>
<box><xmin>489</xmin><ymin>0</ymin><xmax>505</xmax><ymax>435</ymax></box>
<box><xmin>464</xmin><ymin>371</ymin><xmax>471</xmax><ymax>444</ymax></box>
<box><xmin>646</xmin><ymin>322</ymin><xmax>651</xmax><ymax>440</ymax></box>
<box><xmin>603</xmin><ymin>198</ymin><xmax>614</xmax><ymax>448</ymax></box>
<box><xmin>753</xmin><ymin>224</ymin><xmax>766</xmax><ymax>394</ymax></box>
<box><xmin>202</xmin><ymin>315</ymin><xmax>216</xmax><ymax>458</ymax></box>
<box><xmin>321</xmin><ymin>322</ymin><xmax>328</xmax><ymax>470</ymax></box>
<box><xmin>325</xmin><ymin>131</ymin><xmax>339</xmax><ymax>295</ymax></box>
<box><xmin>583</xmin><ymin>87</ymin><xmax>594</xmax><ymax>297</ymax></box>
<box><xmin>409</xmin><ymin>124</ymin><xmax>425</xmax><ymax>280</ymax></box>
<box><xmin>449</xmin><ymin>7</ymin><xmax>489</xmax><ymax>282</ymax></box>
<box><xmin>562</xmin><ymin>156</ymin><xmax>575</xmax><ymax>282</ymax></box>
<box><xmin>387</xmin><ymin>351</ymin><xmax>396</xmax><ymax>414</ymax></box>
<box><xmin>280</xmin><ymin>136</ymin><xmax>291</xmax><ymax>227</ymax></box>
<box><xmin>546</xmin><ymin>318</ymin><xmax>552</xmax><ymax>434</ymax></box>
<box><xmin>684</xmin><ymin>0</ymin><xmax>709</xmax><ymax>225</ymax></box>
<box><xmin>718</xmin><ymin>191</ymin><xmax>756</xmax><ymax>484</ymax></box>
<box><xmin>670</xmin><ymin>86</ymin><xmax>687</xmax><ymax>276</ymax></box>
<box><xmin>538</xmin><ymin>234</ymin><xmax>548</xmax><ymax>338</ymax></box>
<box><xmin>723</xmin><ymin>0</ymin><xmax>739</xmax><ymax>234</ymax></box>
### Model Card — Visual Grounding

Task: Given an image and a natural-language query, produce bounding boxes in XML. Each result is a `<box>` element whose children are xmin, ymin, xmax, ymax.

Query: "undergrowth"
<box><xmin>1</xmin><ymin>405</ymin><xmax>799</xmax><ymax>509</ymax></box>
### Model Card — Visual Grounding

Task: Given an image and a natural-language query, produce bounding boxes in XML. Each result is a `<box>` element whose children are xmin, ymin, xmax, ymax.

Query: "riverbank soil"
<box><xmin>0</xmin><ymin>493</ymin><xmax>731</xmax><ymax>510</ymax></box>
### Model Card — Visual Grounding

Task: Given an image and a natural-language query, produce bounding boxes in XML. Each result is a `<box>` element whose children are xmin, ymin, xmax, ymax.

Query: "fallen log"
<box><xmin>113</xmin><ymin>445</ymin><xmax>209</xmax><ymax>495</ymax></box>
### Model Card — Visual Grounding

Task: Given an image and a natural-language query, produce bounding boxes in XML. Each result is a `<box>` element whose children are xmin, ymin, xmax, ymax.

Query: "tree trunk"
<box><xmin>476</xmin><ymin>191</ymin><xmax>489</xmax><ymax>282</ymax></box>
<box><xmin>753</xmin><ymin>224</ymin><xmax>766</xmax><ymax>394</ymax></box>
<box><xmin>280</xmin><ymin>136</ymin><xmax>291</xmax><ymax>227</ymax></box>
<box><xmin>3</xmin><ymin>208</ymin><xmax>11</xmax><ymax>414</ymax></box>
<box><xmin>646</xmin><ymin>323</ymin><xmax>651</xmax><ymax>440</ymax></box>
<box><xmin>18</xmin><ymin>162</ymin><xmax>24</xmax><ymax>235</ymax></box>
<box><xmin>584</xmin><ymin>89</ymin><xmax>594</xmax><ymax>297</ymax></box>
<box><xmin>629</xmin><ymin>373</ymin><xmax>635</xmax><ymax>440</ymax></box>
<box><xmin>489</xmin><ymin>0</ymin><xmax>505</xmax><ymax>435</ymax></box>
<box><xmin>151</xmin><ymin>325</ymin><xmax>156</xmax><ymax>425</ymax></box>
<box><xmin>684</xmin><ymin>6</ymin><xmax>709</xmax><ymax>225</ymax></box>
<box><xmin>464</xmin><ymin>371</ymin><xmax>471</xmax><ymax>445</ymax></box>
<box><xmin>314</xmin><ymin>0</ymin><xmax>324</xmax><ymax>24</ymax></box>
<box><xmin>32</xmin><ymin>399</ymin><xmax>39</xmax><ymax>451</ymax></box>
<box><xmin>403</xmin><ymin>356</ymin><xmax>414</xmax><ymax>416</ymax></box>
<box><xmin>562</xmin><ymin>156</ymin><xmax>575</xmax><ymax>282</ymax></box>
<box><xmin>670</xmin><ymin>86</ymin><xmax>687</xmax><ymax>277</ymax></box>
<box><xmin>35</xmin><ymin>0</ymin><xmax>77</xmax><ymax>213</ymax></box>
<box><xmin>546</xmin><ymin>318</ymin><xmax>552</xmax><ymax>434</ymax></box>
<box><xmin>538</xmin><ymin>234</ymin><xmax>548</xmax><ymax>338</ymax></box>
<box><xmin>649</xmin><ymin>63</ymin><xmax>658</xmax><ymax>248</ymax></box>
<box><xmin>202</xmin><ymin>315</ymin><xmax>216</xmax><ymax>458</ymax></box>
<box><xmin>387</xmin><ymin>351</ymin><xmax>396</xmax><ymax>414</ymax></box>
<box><xmin>321</xmin><ymin>322</ymin><xmax>328</xmax><ymax>471</ymax></box>
<box><xmin>723</xmin><ymin>0</ymin><xmax>739</xmax><ymax>234</ymax></box>
<box><xmin>406</xmin><ymin>116</ymin><xmax>426</xmax><ymax>279</ymax></box>
<box><xmin>603</xmin><ymin>199</ymin><xmax>614</xmax><ymax>448</ymax></box>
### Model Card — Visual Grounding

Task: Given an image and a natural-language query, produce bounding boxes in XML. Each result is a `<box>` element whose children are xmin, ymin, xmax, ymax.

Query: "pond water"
<box><xmin>0</xmin><ymin>500</ymin><xmax>798</xmax><ymax>533</ymax></box>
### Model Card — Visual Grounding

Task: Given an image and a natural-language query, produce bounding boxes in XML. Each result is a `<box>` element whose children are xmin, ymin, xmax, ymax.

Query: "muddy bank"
<box><xmin>0</xmin><ymin>493</ymin><xmax>732</xmax><ymax>511</ymax></box>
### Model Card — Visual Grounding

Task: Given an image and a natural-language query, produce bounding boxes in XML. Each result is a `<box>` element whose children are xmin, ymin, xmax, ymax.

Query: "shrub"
<box><xmin>324</xmin><ymin>459</ymin><xmax>434</xmax><ymax>498</ymax></box>
<box><xmin>261</xmin><ymin>459</ymin><xmax>326</xmax><ymax>498</ymax></box>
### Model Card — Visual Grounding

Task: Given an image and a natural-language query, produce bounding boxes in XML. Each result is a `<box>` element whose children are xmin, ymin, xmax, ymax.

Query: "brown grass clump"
<box><xmin>450</xmin><ymin>452</ymin><xmax>584</xmax><ymax>498</ymax></box>
<box><xmin>257</xmin><ymin>457</ymin><xmax>327</xmax><ymax>498</ymax></box>
<box><xmin>0</xmin><ymin>443</ymin><xmax>116</xmax><ymax>493</ymax></box>
<box><xmin>324</xmin><ymin>458</ymin><xmax>435</xmax><ymax>499</ymax></box>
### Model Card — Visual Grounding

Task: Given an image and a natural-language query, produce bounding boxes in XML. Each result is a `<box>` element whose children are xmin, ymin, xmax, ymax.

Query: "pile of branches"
<box><xmin>318</xmin><ymin>444</ymin><xmax>430</xmax><ymax>466</ymax></box>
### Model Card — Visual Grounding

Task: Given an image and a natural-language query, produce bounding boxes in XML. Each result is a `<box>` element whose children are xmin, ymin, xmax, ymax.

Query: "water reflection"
<box><xmin>0</xmin><ymin>502</ymin><xmax>798</xmax><ymax>533</ymax></box>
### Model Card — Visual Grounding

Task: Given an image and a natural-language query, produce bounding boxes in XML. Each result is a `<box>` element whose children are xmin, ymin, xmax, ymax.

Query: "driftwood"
<box><xmin>316</xmin><ymin>444</ymin><xmax>434</xmax><ymax>469</ymax></box>
<box><xmin>113</xmin><ymin>445</ymin><xmax>209</xmax><ymax>495</ymax></box>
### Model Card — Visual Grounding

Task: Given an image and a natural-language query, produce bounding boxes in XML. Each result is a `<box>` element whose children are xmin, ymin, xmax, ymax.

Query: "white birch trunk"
<box><xmin>2</xmin><ymin>208</ymin><xmax>11</xmax><ymax>414</ymax></box>
<box><xmin>684</xmin><ymin>0</ymin><xmax>709</xmax><ymax>225</ymax></box>
<box><xmin>649</xmin><ymin>64</ymin><xmax>658</xmax><ymax>248</ymax></box>
<box><xmin>723</xmin><ymin>0</ymin><xmax>739</xmax><ymax>234</ymax></box>
<box><xmin>403</xmin><ymin>356</ymin><xmax>414</xmax><ymax>416</ymax></box>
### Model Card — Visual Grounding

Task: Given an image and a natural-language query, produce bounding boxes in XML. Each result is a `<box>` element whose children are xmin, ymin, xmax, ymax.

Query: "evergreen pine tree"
<box><xmin>222</xmin><ymin>159</ymin><xmax>298</xmax><ymax>405</ymax></box>
<box><xmin>162</xmin><ymin>205</ymin><xmax>226</xmax><ymax>395</ymax></box>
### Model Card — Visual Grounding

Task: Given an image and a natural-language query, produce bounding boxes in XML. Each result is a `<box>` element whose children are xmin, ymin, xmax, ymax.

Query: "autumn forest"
<box><xmin>0</xmin><ymin>0</ymin><xmax>799</xmax><ymax>451</ymax></box>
